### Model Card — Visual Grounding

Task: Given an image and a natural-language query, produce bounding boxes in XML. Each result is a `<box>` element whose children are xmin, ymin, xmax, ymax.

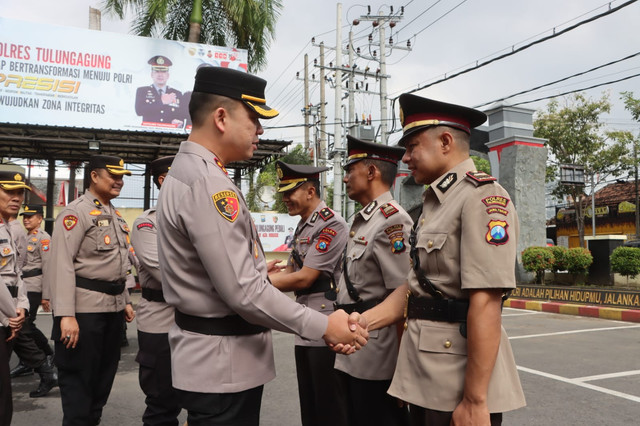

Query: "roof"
<box><xmin>589</xmin><ymin>181</ymin><xmax>636</xmax><ymax>206</ymax></box>
<box><xmin>0</xmin><ymin>123</ymin><xmax>291</xmax><ymax>174</ymax></box>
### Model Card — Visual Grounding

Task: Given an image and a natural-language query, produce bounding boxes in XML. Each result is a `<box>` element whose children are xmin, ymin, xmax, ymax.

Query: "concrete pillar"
<box><xmin>485</xmin><ymin>104</ymin><xmax>547</xmax><ymax>283</ymax></box>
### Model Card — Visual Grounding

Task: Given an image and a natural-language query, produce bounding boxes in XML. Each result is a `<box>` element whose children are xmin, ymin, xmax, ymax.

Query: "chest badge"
<box><xmin>63</xmin><ymin>215</ymin><xmax>78</xmax><ymax>231</ymax></box>
<box><xmin>104</xmin><ymin>235</ymin><xmax>111</xmax><ymax>245</ymax></box>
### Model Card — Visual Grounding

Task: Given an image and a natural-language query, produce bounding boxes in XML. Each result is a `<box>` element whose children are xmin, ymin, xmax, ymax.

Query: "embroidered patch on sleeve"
<box><xmin>486</xmin><ymin>220</ymin><xmax>509</xmax><ymax>245</ymax></box>
<box><xmin>481</xmin><ymin>196</ymin><xmax>509</xmax><ymax>208</ymax></box>
<box><xmin>320</xmin><ymin>228</ymin><xmax>337</xmax><ymax>237</ymax></box>
<box><xmin>384</xmin><ymin>224</ymin><xmax>403</xmax><ymax>235</ymax></box>
<box><xmin>136</xmin><ymin>222</ymin><xmax>154</xmax><ymax>230</ymax></box>
<box><xmin>212</xmin><ymin>191</ymin><xmax>240</xmax><ymax>222</ymax></box>
<box><xmin>63</xmin><ymin>215</ymin><xmax>78</xmax><ymax>231</ymax></box>
<box><xmin>390</xmin><ymin>235</ymin><xmax>406</xmax><ymax>253</ymax></box>
<box><xmin>316</xmin><ymin>236</ymin><xmax>332</xmax><ymax>252</ymax></box>
<box><xmin>486</xmin><ymin>207</ymin><xmax>509</xmax><ymax>216</ymax></box>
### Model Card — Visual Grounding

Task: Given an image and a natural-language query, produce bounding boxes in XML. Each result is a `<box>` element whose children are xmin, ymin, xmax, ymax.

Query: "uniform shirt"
<box><xmin>0</xmin><ymin>276</ymin><xmax>17</xmax><ymax>327</ymax></box>
<box><xmin>131</xmin><ymin>209</ymin><xmax>174</xmax><ymax>334</ymax></box>
<box><xmin>157</xmin><ymin>141</ymin><xmax>328</xmax><ymax>394</ymax></box>
<box><xmin>48</xmin><ymin>190</ymin><xmax>131</xmax><ymax>317</ymax></box>
<box><xmin>9</xmin><ymin>219</ymin><xmax>27</xmax><ymax>272</ymax></box>
<box><xmin>23</xmin><ymin>228</ymin><xmax>51</xmax><ymax>293</ymax></box>
<box><xmin>135</xmin><ymin>85</ymin><xmax>184</xmax><ymax>124</ymax></box>
<box><xmin>289</xmin><ymin>201</ymin><xmax>348</xmax><ymax>347</ymax></box>
<box><xmin>0</xmin><ymin>221</ymin><xmax>29</xmax><ymax>326</ymax></box>
<box><xmin>388</xmin><ymin>158</ymin><xmax>526</xmax><ymax>413</ymax></box>
<box><xmin>334</xmin><ymin>191</ymin><xmax>412</xmax><ymax>380</ymax></box>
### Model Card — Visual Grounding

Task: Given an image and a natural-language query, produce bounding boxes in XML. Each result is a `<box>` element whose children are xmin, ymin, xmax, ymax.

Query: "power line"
<box><xmin>391</xmin><ymin>0</ymin><xmax>638</xmax><ymax>100</ymax></box>
<box><xmin>474</xmin><ymin>51</ymin><xmax>640</xmax><ymax>108</ymax></box>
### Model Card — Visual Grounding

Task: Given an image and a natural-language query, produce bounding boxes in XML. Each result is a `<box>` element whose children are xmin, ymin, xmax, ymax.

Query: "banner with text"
<box><xmin>250</xmin><ymin>213</ymin><xmax>300</xmax><ymax>252</ymax></box>
<box><xmin>0</xmin><ymin>17</ymin><xmax>247</xmax><ymax>133</ymax></box>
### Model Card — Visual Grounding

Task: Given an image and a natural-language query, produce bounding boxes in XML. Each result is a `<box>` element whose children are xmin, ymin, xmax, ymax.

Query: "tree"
<box><xmin>534</xmin><ymin>92</ymin><xmax>631</xmax><ymax>248</ymax></box>
<box><xmin>620</xmin><ymin>91</ymin><xmax>640</xmax><ymax>238</ymax></box>
<box><xmin>103</xmin><ymin>0</ymin><xmax>282</xmax><ymax>72</ymax></box>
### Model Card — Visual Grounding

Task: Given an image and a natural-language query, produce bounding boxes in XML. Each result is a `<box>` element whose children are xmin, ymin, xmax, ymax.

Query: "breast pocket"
<box><xmin>96</xmin><ymin>226</ymin><xmax>116</xmax><ymax>251</ymax></box>
<box><xmin>0</xmin><ymin>243</ymin><xmax>14</xmax><ymax>270</ymax></box>
<box><xmin>346</xmin><ymin>242</ymin><xmax>367</xmax><ymax>284</ymax></box>
<box><xmin>415</xmin><ymin>232</ymin><xmax>447</xmax><ymax>278</ymax></box>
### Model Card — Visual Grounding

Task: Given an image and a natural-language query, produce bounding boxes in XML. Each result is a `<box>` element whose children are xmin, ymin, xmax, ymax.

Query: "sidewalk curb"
<box><xmin>504</xmin><ymin>299</ymin><xmax>640</xmax><ymax>323</ymax></box>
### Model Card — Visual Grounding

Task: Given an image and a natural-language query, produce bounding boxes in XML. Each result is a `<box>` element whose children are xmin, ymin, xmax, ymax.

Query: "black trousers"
<box><xmin>53</xmin><ymin>312</ymin><xmax>123</xmax><ymax>426</ymax></box>
<box><xmin>26</xmin><ymin>291</ymin><xmax>53</xmax><ymax>356</ymax></box>
<box><xmin>294</xmin><ymin>345</ymin><xmax>349</xmax><ymax>426</ymax></box>
<box><xmin>0</xmin><ymin>328</ymin><xmax>12</xmax><ymax>426</ymax></box>
<box><xmin>136</xmin><ymin>330</ymin><xmax>181</xmax><ymax>426</ymax></box>
<box><xmin>175</xmin><ymin>385</ymin><xmax>263</xmax><ymax>426</ymax></box>
<box><xmin>409</xmin><ymin>405</ymin><xmax>503</xmax><ymax>426</ymax></box>
<box><xmin>11</xmin><ymin>314</ymin><xmax>46</xmax><ymax>369</ymax></box>
<box><xmin>337</xmin><ymin>371</ymin><xmax>409</xmax><ymax>426</ymax></box>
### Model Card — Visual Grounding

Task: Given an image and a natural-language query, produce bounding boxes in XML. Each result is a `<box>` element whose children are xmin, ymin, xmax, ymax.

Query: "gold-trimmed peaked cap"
<box><xmin>193</xmin><ymin>67</ymin><xmax>279</xmax><ymax>119</ymax></box>
<box><xmin>150</xmin><ymin>155</ymin><xmax>174</xmax><ymax>187</ymax></box>
<box><xmin>0</xmin><ymin>169</ymin><xmax>31</xmax><ymax>191</ymax></box>
<box><xmin>398</xmin><ymin>93</ymin><xmax>487</xmax><ymax>147</ymax></box>
<box><xmin>20</xmin><ymin>204</ymin><xmax>44</xmax><ymax>216</ymax></box>
<box><xmin>275</xmin><ymin>161</ymin><xmax>329</xmax><ymax>193</ymax></box>
<box><xmin>345</xmin><ymin>135</ymin><xmax>405</xmax><ymax>168</ymax></box>
<box><xmin>88</xmin><ymin>155</ymin><xmax>132</xmax><ymax>176</ymax></box>
<box><xmin>148</xmin><ymin>55</ymin><xmax>172</xmax><ymax>71</ymax></box>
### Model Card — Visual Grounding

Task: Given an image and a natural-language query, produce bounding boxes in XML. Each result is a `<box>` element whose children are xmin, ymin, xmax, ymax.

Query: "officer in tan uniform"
<box><xmin>135</xmin><ymin>55</ymin><xmax>184</xmax><ymax>127</ymax></box>
<box><xmin>10</xmin><ymin>204</ymin><xmax>54</xmax><ymax>379</ymax></box>
<box><xmin>48</xmin><ymin>155</ymin><xmax>136</xmax><ymax>425</ymax></box>
<box><xmin>0</xmin><ymin>170</ymin><xmax>57</xmax><ymax>399</ymax></box>
<box><xmin>270</xmin><ymin>161</ymin><xmax>349</xmax><ymax>426</ymax></box>
<box><xmin>131</xmin><ymin>155</ymin><xmax>182</xmax><ymax>425</ymax></box>
<box><xmin>334</xmin><ymin>136</ymin><xmax>412</xmax><ymax>426</ymax></box>
<box><xmin>358</xmin><ymin>94</ymin><xmax>526</xmax><ymax>426</ymax></box>
<box><xmin>156</xmin><ymin>66</ymin><xmax>367</xmax><ymax>425</ymax></box>
<box><xmin>1</xmin><ymin>274</ymin><xmax>22</xmax><ymax>426</ymax></box>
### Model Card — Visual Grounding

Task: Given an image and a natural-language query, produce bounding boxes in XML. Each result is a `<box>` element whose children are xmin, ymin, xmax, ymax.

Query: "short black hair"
<box><xmin>362</xmin><ymin>159</ymin><xmax>398</xmax><ymax>187</ymax></box>
<box><xmin>189</xmin><ymin>92</ymin><xmax>238</xmax><ymax>127</ymax></box>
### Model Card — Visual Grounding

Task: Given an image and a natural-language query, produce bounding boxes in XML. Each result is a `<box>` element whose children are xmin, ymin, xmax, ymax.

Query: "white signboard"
<box><xmin>250</xmin><ymin>213</ymin><xmax>301</xmax><ymax>252</ymax></box>
<box><xmin>0</xmin><ymin>17</ymin><xmax>248</xmax><ymax>134</ymax></box>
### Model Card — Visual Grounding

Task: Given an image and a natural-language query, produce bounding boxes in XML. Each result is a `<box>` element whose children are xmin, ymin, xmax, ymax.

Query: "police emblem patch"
<box><xmin>2</xmin><ymin>247</ymin><xmax>11</xmax><ymax>255</ymax></box>
<box><xmin>316</xmin><ymin>237</ymin><xmax>331</xmax><ymax>252</ymax></box>
<box><xmin>212</xmin><ymin>191</ymin><xmax>239</xmax><ymax>222</ymax></box>
<box><xmin>104</xmin><ymin>235</ymin><xmax>111</xmax><ymax>245</ymax></box>
<box><xmin>89</xmin><ymin>209</ymin><xmax>102</xmax><ymax>216</ymax></box>
<box><xmin>390</xmin><ymin>237</ymin><xmax>406</xmax><ymax>254</ymax></box>
<box><xmin>486</xmin><ymin>220</ymin><xmax>509</xmax><ymax>245</ymax></box>
<box><xmin>63</xmin><ymin>215</ymin><xmax>78</xmax><ymax>231</ymax></box>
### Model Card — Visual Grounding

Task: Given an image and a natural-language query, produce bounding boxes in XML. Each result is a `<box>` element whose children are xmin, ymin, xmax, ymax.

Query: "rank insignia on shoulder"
<box><xmin>318</xmin><ymin>208</ymin><xmax>334</xmax><ymax>221</ymax></box>
<box><xmin>136</xmin><ymin>222</ymin><xmax>154</xmax><ymax>230</ymax></box>
<box><xmin>63</xmin><ymin>215</ymin><xmax>78</xmax><ymax>231</ymax></box>
<box><xmin>212</xmin><ymin>191</ymin><xmax>239</xmax><ymax>222</ymax></box>
<box><xmin>466</xmin><ymin>171</ymin><xmax>496</xmax><ymax>186</ymax></box>
<box><xmin>115</xmin><ymin>210</ymin><xmax>122</xmax><ymax>217</ymax></box>
<box><xmin>363</xmin><ymin>201</ymin><xmax>378</xmax><ymax>215</ymax></box>
<box><xmin>380</xmin><ymin>203</ymin><xmax>399</xmax><ymax>218</ymax></box>
<box><xmin>437</xmin><ymin>173</ymin><xmax>457</xmax><ymax>193</ymax></box>
<box><xmin>89</xmin><ymin>209</ymin><xmax>101</xmax><ymax>216</ymax></box>
<box><xmin>486</xmin><ymin>220</ymin><xmax>509</xmax><ymax>246</ymax></box>
<box><xmin>214</xmin><ymin>157</ymin><xmax>228</xmax><ymax>175</ymax></box>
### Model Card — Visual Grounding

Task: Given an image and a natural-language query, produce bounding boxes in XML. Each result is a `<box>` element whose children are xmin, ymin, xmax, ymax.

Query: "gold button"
<box><xmin>336</xmin><ymin>288</ymin><xmax>340</xmax><ymax>293</ymax></box>
<box><xmin>428</xmin><ymin>240</ymin><xmax>434</xmax><ymax>248</ymax></box>
<box><xmin>321</xmin><ymin>304</ymin><xmax>326</xmax><ymax>309</ymax></box>
<box><xmin>349</xmin><ymin>231</ymin><xmax>355</xmax><ymax>237</ymax></box>
<box><xmin>421</xmin><ymin>218</ymin><xmax>425</xmax><ymax>225</ymax></box>
<box><xmin>444</xmin><ymin>340</ymin><xmax>452</xmax><ymax>349</ymax></box>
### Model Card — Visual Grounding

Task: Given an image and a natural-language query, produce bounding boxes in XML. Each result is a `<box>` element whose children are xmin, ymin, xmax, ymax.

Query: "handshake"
<box><xmin>323</xmin><ymin>309</ymin><xmax>369</xmax><ymax>355</ymax></box>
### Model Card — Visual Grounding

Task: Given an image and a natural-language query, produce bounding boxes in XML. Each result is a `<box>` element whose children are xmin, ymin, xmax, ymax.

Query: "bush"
<box><xmin>565</xmin><ymin>247</ymin><xmax>593</xmax><ymax>281</ymax></box>
<box><xmin>522</xmin><ymin>247</ymin><xmax>555</xmax><ymax>284</ymax></box>
<box><xmin>610</xmin><ymin>246</ymin><xmax>640</xmax><ymax>280</ymax></box>
<box><xmin>548</xmin><ymin>246</ymin><xmax>569</xmax><ymax>272</ymax></box>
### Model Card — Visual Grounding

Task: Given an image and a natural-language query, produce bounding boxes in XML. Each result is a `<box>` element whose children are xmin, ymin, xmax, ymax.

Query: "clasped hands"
<box><xmin>6</xmin><ymin>307</ymin><xmax>25</xmax><ymax>342</ymax></box>
<box><xmin>323</xmin><ymin>309</ymin><xmax>369</xmax><ymax>355</ymax></box>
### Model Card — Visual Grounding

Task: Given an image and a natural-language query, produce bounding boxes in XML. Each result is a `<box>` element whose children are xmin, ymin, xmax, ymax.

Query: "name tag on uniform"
<box><xmin>95</xmin><ymin>215</ymin><xmax>112</xmax><ymax>227</ymax></box>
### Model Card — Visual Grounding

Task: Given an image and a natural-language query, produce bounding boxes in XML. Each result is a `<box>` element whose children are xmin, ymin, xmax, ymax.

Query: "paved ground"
<box><xmin>10</xmin><ymin>303</ymin><xmax>640</xmax><ymax>425</ymax></box>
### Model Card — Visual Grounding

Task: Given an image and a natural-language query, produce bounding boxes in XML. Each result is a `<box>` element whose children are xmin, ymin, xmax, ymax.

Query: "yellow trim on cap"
<box><xmin>277</xmin><ymin>177</ymin><xmax>308</xmax><ymax>193</ymax></box>
<box><xmin>106</xmin><ymin>166</ymin><xmax>132</xmax><ymax>176</ymax></box>
<box><xmin>24</xmin><ymin>206</ymin><xmax>35</xmax><ymax>212</ymax></box>
<box><xmin>403</xmin><ymin>119</ymin><xmax>441</xmax><ymax>132</ymax></box>
<box><xmin>242</xmin><ymin>94</ymin><xmax>266</xmax><ymax>104</ymax></box>
<box><xmin>347</xmin><ymin>153</ymin><xmax>369</xmax><ymax>161</ymax></box>
<box><xmin>0</xmin><ymin>181</ymin><xmax>31</xmax><ymax>191</ymax></box>
<box><xmin>245</xmin><ymin>101</ymin><xmax>280</xmax><ymax>118</ymax></box>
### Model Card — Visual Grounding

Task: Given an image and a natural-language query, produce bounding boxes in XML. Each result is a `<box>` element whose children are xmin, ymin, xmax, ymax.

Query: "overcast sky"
<box><xmin>2</xmin><ymin>0</ymin><xmax>640</xmax><ymax>147</ymax></box>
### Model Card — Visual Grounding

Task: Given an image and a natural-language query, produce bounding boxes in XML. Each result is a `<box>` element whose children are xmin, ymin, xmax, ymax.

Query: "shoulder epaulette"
<box><xmin>318</xmin><ymin>207</ymin><xmax>334</xmax><ymax>221</ymax></box>
<box><xmin>465</xmin><ymin>171</ymin><xmax>496</xmax><ymax>186</ymax></box>
<box><xmin>380</xmin><ymin>203</ymin><xmax>399</xmax><ymax>218</ymax></box>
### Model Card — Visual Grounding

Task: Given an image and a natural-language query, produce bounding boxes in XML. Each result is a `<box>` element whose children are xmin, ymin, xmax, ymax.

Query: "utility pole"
<box><xmin>319</xmin><ymin>43</ymin><xmax>327</xmax><ymax>201</ymax></box>
<box><xmin>333</xmin><ymin>2</ymin><xmax>344</xmax><ymax>214</ymax></box>
<box><xmin>378</xmin><ymin>23</ymin><xmax>388</xmax><ymax>144</ymax></box>
<box><xmin>303</xmin><ymin>54</ymin><xmax>310</xmax><ymax>151</ymax></box>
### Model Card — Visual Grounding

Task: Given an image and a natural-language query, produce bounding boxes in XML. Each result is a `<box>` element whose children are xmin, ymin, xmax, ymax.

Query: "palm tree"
<box><xmin>103</xmin><ymin>0</ymin><xmax>282</xmax><ymax>72</ymax></box>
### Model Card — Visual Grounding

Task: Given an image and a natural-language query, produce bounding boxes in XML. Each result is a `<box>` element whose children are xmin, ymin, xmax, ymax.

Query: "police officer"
<box><xmin>48</xmin><ymin>155</ymin><xmax>136</xmax><ymax>425</ymax></box>
<box><xmin>334</xmin><ymin>136</ymin><xmax>412</xmax><ymax>426</ymax></box>
<box><xmin>131</xmin><ymin>155</ymin><xmax>182</xmax><ymax>426</ymax></box>
<box><xmin>0</xmin><ymin>170</ymin><xmax>57</xmax><ymax>400</ymax></box>
<box><xmin>10</xmin><ymin>204</ymin><xmax>54</xmax><ymax>379</ymax></box>
<box><xmin>358</xmin><ymin>94</ymin><xmax>526</xmax><ymax>425</ymax></box>
<box><xmin>0</xmin><ymin>274</ymin><xmax>20</xmax><ymax>426</ymax></box>
<box><xmin>156</xmin><ymin>66</ymin><xmax>367</xmax><ymax>425</ymax></box>
<box><xmin>269</xmin><ymin>161</ymin><xmax>349</xmax><ymax>426</ymax></box>
<box><xmin>135</xmin><ymin>55</ymin><xmax>184</xmax><ymax>127</ymax></box>
<box><xmin>270</xmin><ymin>161</ymin><xmax>348</xmax><ymax>426</ymax></box>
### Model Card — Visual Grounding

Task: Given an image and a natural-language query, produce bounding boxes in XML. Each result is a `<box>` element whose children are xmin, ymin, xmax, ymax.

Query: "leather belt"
<box><xmin>334</xmin><ymin>298</ymin><xmax>380</xmax><ymax>315</ymax></box>
<box><xmin>6</xmin><ymin>285</ymin><xmax>18</xmax><ymax>298</ymax></box>
<box><xmin>175</xmin><ymin>310</ymin><xmax>269</xmax><ymax>336</ymax></box>
<box><xmin>75</xmin><ymin>276</ymin><xmax>126</xmax><ymax>296</ymax></box>
<box><xmin>406</xmin><ymin>294</ymin><xmax>469</xmax><ymax>323</ymax></box>
<box><xmin>141</xmin><ymin>287</ymin><xmax>166</xmax><ymax>303</ymax></box>
<box><xmin>21</xmin><ymin>268</ymin><xmax>43</xmax><ymax>279</ymax></box>
<box><xmin>294</xmin><ymin>276</ymin><xmax>333</xmax><ymax>297</ymax></box>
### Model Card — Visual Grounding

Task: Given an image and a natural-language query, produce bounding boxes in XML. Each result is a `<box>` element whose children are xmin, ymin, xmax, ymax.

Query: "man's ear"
<box><xmin>440</xmin><ymin>130</ymin><xmax>455</xmax><ymax>154</ymax></box>
<box><xmin>367</xmin><ymin>164</ymin><xmax>377</xmax><ymax>181</ymax></box>
<box><xmin>212</xmin><ymin>107</ymin><xmax>227</xmax><ymax>133</ymax></box>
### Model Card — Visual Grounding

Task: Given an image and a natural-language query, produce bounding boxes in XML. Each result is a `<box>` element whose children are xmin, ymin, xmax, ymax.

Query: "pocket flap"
<box><xmin>416</xmin><ymin>232</ymin><xmax>447</xmax><ymax>253</ymax></box>
<box><xmin>418</xmin><ymin>323</ymin><xmax>467</xmax><ymax>355</ymax></box>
